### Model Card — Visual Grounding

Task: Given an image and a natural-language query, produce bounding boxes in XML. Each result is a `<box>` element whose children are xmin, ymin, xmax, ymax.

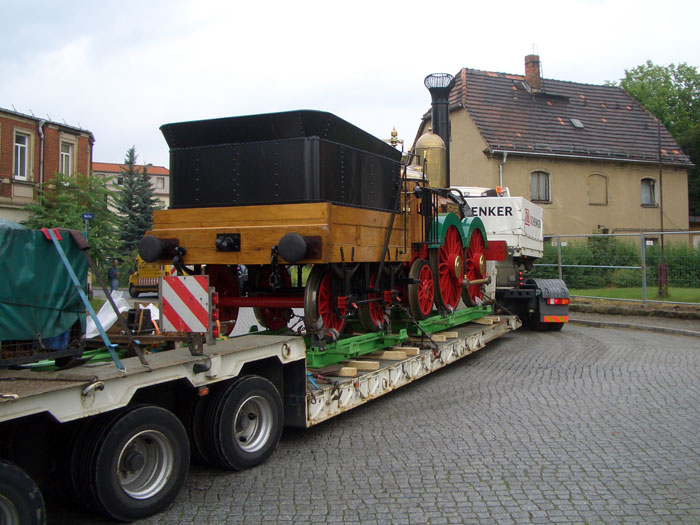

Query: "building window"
<box><xmin>13</xmin><ymin>132</ymin><xmax>30</xmax><ymax>180</ymax></box>
<box><xmin>530</xmin><ymin>171</ymin><xmax>550</xmax><ymax>202</ymax></box>
<box><xmin>117</xmin><ymin>176</ymin><xmax>124</xmax><ymax>186</ymax></box>
<box><xmin>155</xmin><ymin>177</ymin><xmax>164</xmax><ymax>189</ymax></box>
<box><xmin>60</xmin><ymin>142</ymin><xmax>73</xmax><ymax>176</ymax></box>
<box><xmin>588</xmin><ymin>173</ymin><xmax>608</xmax><ymax>205</ymax></box>
<box><xmin>641</xmin><ymin>178</ymin><xmax>657</xmax><ymax>206</ymax></box>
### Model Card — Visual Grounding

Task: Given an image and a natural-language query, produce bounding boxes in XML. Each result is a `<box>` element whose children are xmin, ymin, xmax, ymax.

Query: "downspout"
<box><xmin>37</xmin><ymin>120</ymin><xmax>46</xmax><ymax>187</ymax></box>
<box><xmin>498</xmin><ymin>151</ymin><xmax>508</xmax><ymax>188</ymax></box>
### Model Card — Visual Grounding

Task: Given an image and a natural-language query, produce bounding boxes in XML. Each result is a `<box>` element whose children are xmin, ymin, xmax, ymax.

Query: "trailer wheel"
<box><xmin>431</xmin><ymin>226</ymin><xmax>463</xmax><ymax>312</ymax></box>
<box><xmin>128</xmin><ymin>283</ymin><xmax>140</xmax><ymax>298</ymax></box>
<box><xmin>183</xmin><ymin>394</ymin><xmax>218</xmax><ymax>465</ymax></box>
<box><xmin>463</xmin><ymin>229</ymin><xmax>486</xmax><ymax>306</ymax></box>
<box><xmin>408</xmin><ymin>259</ymin><xmax>434</xmax><ymax>319</ymax></box>
<box><xmin>71</xmin><ymin>405</ymin><xmax>190</xmax><ymax>522</ymax></box>
<box><xmin>204</xmin><ymin>376</ymin><xmax>283</xmax><ymax>471</ymax></box>
<box><xmin>0</xmin><ymin>460</ymin><xmax>46</xmax><ymax>525</ymax></box>
<box><xmin>548</xmin><ymin>322</ymin><xmax>564</xmax><ymax>331</ymax></box>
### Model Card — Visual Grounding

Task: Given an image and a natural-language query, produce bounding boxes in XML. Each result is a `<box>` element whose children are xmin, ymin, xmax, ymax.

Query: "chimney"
<box><xmin>525</xmin><ymin>54</ymin><xmax>542</xmax><ymax>92</ymax></box>
<box><xmin>424</xmin><ymin>73</ymin><xmax>455</xmax><ymax>187</ymax></box>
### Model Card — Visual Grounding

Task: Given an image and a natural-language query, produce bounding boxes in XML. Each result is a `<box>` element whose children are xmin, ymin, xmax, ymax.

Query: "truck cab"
<box><xmin>452</xmin><ymin>186</ymin><xmax>570</xmax><ymax>330</ymax></box>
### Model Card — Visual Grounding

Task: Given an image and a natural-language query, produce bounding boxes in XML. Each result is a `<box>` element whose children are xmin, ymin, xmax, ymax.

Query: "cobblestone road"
<box><xmin>50</xmin><ymin>324</ymin><xmax>699</xmax><ymax>524</ymax></box>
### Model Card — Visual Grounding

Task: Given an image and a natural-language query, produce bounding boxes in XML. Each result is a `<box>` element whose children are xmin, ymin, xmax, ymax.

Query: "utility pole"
<box><xmin>657</xmin><ymin>119</ymin><xmax>667</xmax><ymax>297</ymax></box>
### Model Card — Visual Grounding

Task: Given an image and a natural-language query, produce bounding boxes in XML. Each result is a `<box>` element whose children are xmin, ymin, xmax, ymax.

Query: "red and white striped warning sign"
<box><xmin>161</xmin><ymin>275</ymin><xmax>210</xmax><ymax>333</ymax></box>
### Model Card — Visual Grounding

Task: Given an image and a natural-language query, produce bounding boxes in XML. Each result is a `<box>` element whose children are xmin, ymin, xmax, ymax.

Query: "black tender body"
<box><xmin>160</xmin><ymin>110</ymin><xmax>402</xmax><ymax>211</ymax></box>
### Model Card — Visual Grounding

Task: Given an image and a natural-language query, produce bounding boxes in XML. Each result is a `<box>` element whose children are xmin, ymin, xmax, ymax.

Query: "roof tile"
<box><xmin>93</xmin><ymin>162</ymin><xmax>170</xmax><ymax>175</ymax></box>
<box><xmin>447</xmin><ymin>68</ymin><xmax>692</xmax><ymax>166</ymax></box>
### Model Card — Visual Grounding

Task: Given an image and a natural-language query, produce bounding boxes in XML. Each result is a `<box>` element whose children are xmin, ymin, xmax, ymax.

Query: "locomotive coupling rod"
<box><xmin>462</xmin><ymin>277</ymin><xmax>490</xmax><ymax>287</ymax></box>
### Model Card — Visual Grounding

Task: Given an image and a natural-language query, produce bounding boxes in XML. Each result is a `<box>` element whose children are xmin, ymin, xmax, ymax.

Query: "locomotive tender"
<box><xmin>139</xmin><ymin>75</ymin><xmax>493</xmax><ymax>339</ymax></box>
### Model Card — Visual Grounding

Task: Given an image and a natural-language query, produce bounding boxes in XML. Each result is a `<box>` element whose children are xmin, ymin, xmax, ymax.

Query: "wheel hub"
<box><xmin>124</xmin><ymin>450</ymin><xmax>146</xmax><ymax>472</ymax></box>
<box><xmin>117</xmin><ymin>430</ymin><xmax>174</xmax><ymax>500</ymax></box>
<box><xmin>234</xmin><ymin>396</ymin><xmax>273</xmax><ymax>452</ymax></box>
<box><xmin>450</xmin><ymin>254</ymin><xmax>462</xmax><ymax>281</ymax></box>
<box><xmin>0</xmin><ymin>494</ymin><xmax>19</xmax><ymax>525</ymax></box>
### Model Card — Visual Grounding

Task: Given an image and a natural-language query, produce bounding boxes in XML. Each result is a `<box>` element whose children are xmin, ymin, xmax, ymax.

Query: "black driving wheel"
<box><xmin>203</xmin><ymin>375</ymin><xmax>283</xmax><ymax>471</ymax></box>
<box><xmin>0</xmin><ymin>460</ymin><xmax>45</xmax><ymax>525</ymax></box>
<box><xmin>69</xmin><ymin>405</ymin><xmax>190</xmax><ymax>522</ymax></box>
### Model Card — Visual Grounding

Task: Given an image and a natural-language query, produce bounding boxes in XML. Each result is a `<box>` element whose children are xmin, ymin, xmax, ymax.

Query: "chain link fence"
<box><xmin>529</xmin><ymin>231</ymin><xmax>700</xmax><ymax>306</ymax></box>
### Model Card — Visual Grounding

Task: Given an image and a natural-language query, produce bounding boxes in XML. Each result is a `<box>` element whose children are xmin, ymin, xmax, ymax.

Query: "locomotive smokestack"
<box><xmin>424</xmin><ymin>73</ymin><xmax>455</xmax><ymax>187</ymax></box>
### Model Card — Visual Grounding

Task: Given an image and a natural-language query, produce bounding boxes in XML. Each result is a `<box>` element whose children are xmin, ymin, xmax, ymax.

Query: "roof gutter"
<box><xmin>488</xmin><ymin>149</ymin><xmax>694</xmax><ymax>169</ymax></box>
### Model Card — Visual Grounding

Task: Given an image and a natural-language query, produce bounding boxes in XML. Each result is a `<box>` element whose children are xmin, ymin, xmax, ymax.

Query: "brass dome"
<box><xmin>414</xmin><ymin>131</ymin><xmax>447</xmax><ymax>188</ymax></box>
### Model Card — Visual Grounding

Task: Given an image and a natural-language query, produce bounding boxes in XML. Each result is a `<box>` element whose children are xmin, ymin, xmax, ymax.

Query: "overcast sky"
<box><xmin>2</xmin><ymin>0</ymin><xmax>699</xmax><ymax>169</ymax></box>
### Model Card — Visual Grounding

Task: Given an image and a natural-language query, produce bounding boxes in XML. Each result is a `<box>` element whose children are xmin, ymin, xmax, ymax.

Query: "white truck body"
<box><xmin>453</xmin><ymin>186</ymin><xmax>544</xmax><ymax>259</ymax></box>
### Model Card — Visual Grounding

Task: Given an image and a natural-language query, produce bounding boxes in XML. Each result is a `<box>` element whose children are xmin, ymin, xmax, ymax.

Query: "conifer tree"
<box><xmin>115</xmin><ymin>147</ymin><xmax>161</xmax><ymax>255</ymax></box>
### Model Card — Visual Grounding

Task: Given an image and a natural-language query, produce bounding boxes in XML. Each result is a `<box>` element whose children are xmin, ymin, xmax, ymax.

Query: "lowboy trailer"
<box><xmin>0</xmin><ymin>311</ymin><xmax>519</xmax><ymax>522</ymax></box>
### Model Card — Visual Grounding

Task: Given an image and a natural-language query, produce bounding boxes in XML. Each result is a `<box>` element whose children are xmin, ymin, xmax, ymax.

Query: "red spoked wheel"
<box><xmin>358</xmin><ymin>270</ymin><xmax>385</xmax><ymax>332</ymax></box>
<box><xmin>431</xmin><ymin>226</ymin><xmax>464</xmax><ymax>312</ymax></box>
<box><xmin>304</xmin><ymin>266</ymin><xmax>347</xmax><ymax>338</ymax></box>
<box><xmin>463</xmin><ymin>229</ymin><xmax>486</xmax><ymax>306</ymax></box>
<box><xmin>253</xmin><ymin>266</ymin><xmax>293</xmax><ymax>331</ymax></box>
<box><xmin>205</xmin><ymin>265</ymin><xmax>239</xmax><ymax>336</ymax></box>
<box><xmin>407</xmin><ymin>259</ymin><xmax>434</xmax><ymax>320</ymax></box>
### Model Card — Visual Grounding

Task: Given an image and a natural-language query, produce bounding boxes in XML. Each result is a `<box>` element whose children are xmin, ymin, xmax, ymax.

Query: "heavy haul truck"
<box><xmin>0</xmin><ymin>73</ymin><xmax>568</xmax><ymax>523</ymax></box>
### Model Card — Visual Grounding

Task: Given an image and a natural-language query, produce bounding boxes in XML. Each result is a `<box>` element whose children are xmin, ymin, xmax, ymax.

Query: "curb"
<box><xmin>570</xmin><ymin>304</ymin><xmax>700</xmax><ymax>320</ymax></box>
<box><xmin>569</xmin><ymin>317</ymin><xmax>700</xmax><ymax>338</ymax></box>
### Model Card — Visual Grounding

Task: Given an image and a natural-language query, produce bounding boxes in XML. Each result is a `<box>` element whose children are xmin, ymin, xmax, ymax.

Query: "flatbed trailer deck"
<box><xmin>0</xmin><ymin>315</ymin><xmax>519</xmax><ymax>428</ymax></box>
<box><xmin>304</xmin><ymin>315</ymin><xmax>519</xmax><ymax>425</ymax></box>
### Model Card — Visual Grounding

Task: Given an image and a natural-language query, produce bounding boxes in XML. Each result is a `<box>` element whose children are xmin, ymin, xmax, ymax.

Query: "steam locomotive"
<box><xmin>138</xmin><ymin>74</ymin><xmax>493</xmax><ymax>340</ymax></box>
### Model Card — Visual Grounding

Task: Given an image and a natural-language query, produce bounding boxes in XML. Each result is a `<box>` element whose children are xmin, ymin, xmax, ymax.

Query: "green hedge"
<box><xmin>529</xmin><ymin>238</ymin><xmax>700</xmax><ymax>289</ymax></box>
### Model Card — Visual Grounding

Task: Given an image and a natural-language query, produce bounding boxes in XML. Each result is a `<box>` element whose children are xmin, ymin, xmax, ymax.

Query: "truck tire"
<box><xmin>524</xmin><ymin>318</ymin><xmax>549</xmax><ymax>331</ymax></box>
<box><xmin>129</xmin><ymin>283</ymin><xmax>140</xmax><ymax>298</ymax></box>
<box><xmin>183</xmin><ymin>394</ymin><xmax>219</xmax><ymax>466</ymax></box>
<box><xmin>0</xmin><ymin>460</ymin><xmax>46</xmax><ymax>525</ymax></box>
<box><xmin>204</xmin><ymin>375</ymin><xmax>283</xmax><ymax>471</ymax></box>
<box><xmin>548</xmin><ymin>322</ymin><xmax>564</xmax><ymax>331</ymax></box>
<box><xmin>70</xmin><ymin>405</ymin><xmax>190</xmax><ymax>522</ymax></box>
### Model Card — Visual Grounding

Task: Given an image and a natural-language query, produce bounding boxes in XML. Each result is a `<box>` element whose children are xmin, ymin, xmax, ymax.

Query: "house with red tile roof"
<box><xmin>92</xmin><ymin>162</ymin><xmax>170</xmax><ymax>208</ymax></box>
<box><xmin>417</xmin><ymin>55</ymin><xmax>693</xmax><ymax>239</ymax></box>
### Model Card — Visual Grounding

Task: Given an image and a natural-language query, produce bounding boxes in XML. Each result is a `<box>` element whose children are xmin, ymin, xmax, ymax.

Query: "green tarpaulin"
<box><xmin>0</xmin><ymin>225</ymin><xmax>87</xmax><ymax>341</ymax></box>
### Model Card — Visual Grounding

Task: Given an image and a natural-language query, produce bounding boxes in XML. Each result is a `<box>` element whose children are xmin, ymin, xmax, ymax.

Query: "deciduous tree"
<box><xmin>23</xmin><ymin>172</ymin><xmax>119</xmax><ymax>268</ymax></box>
<box><xmin>612</xmin><ymin>61</ymin><xmax>700</xmax><ymax>215</ymax></box>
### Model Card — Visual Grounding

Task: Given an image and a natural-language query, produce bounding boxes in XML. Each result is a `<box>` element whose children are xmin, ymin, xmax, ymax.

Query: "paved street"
<box><xmin>49</xmin><ymin>324</ymin><xmax>699</xmax><ymax>524</ymax></box>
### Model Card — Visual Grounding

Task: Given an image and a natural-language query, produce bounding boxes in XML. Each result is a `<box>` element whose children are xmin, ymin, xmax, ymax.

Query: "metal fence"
<box><xmin>529</xmin><ymin>231</ymin><xmax>700</xmax><ymax>306</ymax></box>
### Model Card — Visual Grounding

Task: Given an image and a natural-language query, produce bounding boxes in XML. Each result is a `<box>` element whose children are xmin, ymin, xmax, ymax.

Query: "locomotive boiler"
<box><xmin>138</xmin><ymin>74</ymin><xmax>491</xmax><ymax>340</ymax></box>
